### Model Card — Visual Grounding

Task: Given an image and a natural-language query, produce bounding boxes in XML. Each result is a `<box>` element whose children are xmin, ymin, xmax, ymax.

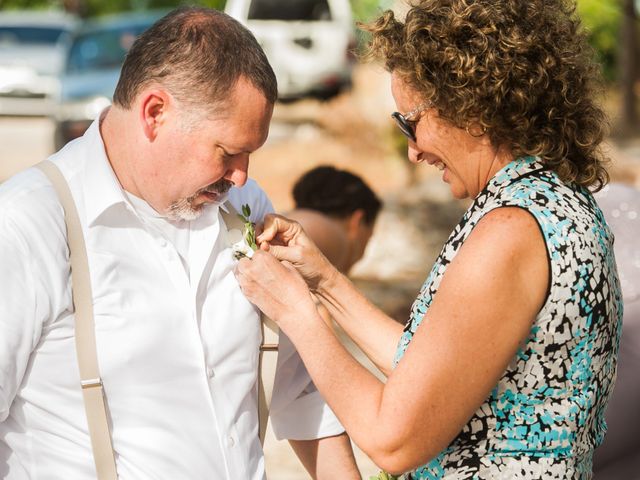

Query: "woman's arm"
<box><xmin>239</xmin><ymin>207</ymin><xmax>548</xmax><ymax>473</ymax></box>
<box><xmin>256</xmin><ymin>214</ymin><xmax>404</xmax><ymax>375</ymax></box>
<box><xmin>312</xmin><ymin>271</ymin><xmax>404</xmax><ymax>377</ymax></box>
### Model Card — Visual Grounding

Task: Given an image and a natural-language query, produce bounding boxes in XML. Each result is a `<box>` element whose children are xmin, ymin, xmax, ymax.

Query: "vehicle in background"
<box><xmin>225</xmin><ymin>0</ymin><xmax>356</xmax><ymax>101</ymax></box>
<box><xmin>0</xmin><ymin>10</ymin><xmax>78</xmax><ymax>116</ymax></box>
<box><xmin>53</xmin><ymin>11</ymin><xmax>165</xmax><ymax>150</ymax></box>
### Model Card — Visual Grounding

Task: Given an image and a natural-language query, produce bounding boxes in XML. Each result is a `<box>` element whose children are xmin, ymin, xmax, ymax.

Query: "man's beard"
<box><xmin>166</xmin><ymin>178</ymin><xmax>233</xmax><ymax>221</ymax></box>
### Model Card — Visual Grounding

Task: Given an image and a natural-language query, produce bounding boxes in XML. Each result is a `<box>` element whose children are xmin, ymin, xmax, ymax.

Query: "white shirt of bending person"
<box><xmin>0</xmin><ymin>119</ymin><xmax>343</xmax><ymax>479</ymax></box>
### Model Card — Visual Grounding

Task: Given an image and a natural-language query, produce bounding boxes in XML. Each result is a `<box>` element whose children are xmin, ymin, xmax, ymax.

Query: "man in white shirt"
<box><xmin>0</xmin><ymin>7</ymin><xmax>360</xmax><ymax>479</ymax></box>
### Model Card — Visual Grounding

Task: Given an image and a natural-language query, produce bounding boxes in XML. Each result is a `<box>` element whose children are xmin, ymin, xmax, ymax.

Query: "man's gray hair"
<box><xmin>113</xmin><ymin>7</ymin><xmax>277</xmax><ymax>111</ymax></box>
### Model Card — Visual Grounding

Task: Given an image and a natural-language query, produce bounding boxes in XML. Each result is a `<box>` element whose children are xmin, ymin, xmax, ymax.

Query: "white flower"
<box><xmin>227</xmin><ymin>228</ymin><xmax>255</xmax><ymax>259</ymax></box>
<box><xmin>226</xmin><ymin>204</ymin><xmax>258</xmax><ymax>260</ymax></box>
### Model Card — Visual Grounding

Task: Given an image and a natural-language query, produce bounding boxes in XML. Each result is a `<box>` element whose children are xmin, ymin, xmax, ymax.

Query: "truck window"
<box><xmin>248</xmin><ymin>0</ymin><xmax>332</xmax><ymax>21</ymax></box>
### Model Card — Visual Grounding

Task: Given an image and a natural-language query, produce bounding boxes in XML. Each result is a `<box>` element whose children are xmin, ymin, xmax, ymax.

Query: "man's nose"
<box><xmin>225</xmin><ymin>154</ymin><xmax>249</xmax><ymax>187</ymax></box>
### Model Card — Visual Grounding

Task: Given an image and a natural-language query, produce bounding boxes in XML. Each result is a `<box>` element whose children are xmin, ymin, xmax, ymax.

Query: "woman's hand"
<box><xmin>235</xmin><ymin>250</ymin><xmax>318</xmax><ymax>332</ymax></box>
<box><xmin>256</xmin><ymin>214</ymin><xmax>339</xmax><ymax>292</ymax></box>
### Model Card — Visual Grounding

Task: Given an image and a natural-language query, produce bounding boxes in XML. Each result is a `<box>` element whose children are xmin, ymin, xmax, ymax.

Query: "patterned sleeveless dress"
<box><xmin>394</xmin><ymin>157</ymin><xmax>623</xmax><ymax>479</ymax></box>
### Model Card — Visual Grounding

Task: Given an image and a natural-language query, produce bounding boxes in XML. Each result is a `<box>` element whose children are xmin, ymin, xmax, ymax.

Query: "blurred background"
<box><xmin>1</xmin><ymin>0</ymin><xmax>639</xmax><ymax>478</ymax></box>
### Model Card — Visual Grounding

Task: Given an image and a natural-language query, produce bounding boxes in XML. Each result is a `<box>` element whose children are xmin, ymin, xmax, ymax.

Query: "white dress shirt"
<box><xmin>0</xmin><ymin>119</ymin><xmax>343</xmax><ymax>479</ymax></box>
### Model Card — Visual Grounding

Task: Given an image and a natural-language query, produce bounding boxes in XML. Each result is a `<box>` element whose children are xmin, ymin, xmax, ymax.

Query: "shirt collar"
<box><xmin>82</xmin><ymin>116</ymin><xmax>131</xmax><ymax>227</ymax></box>
<box><xmin>219</xmin><ymin>197</ymin><xmax>231</xmax><ymax>213</ymax></box>
<box><xmin>81</xmin><ymin>115</ymin><xmax>233</xmax><ymax>226</ymax></box>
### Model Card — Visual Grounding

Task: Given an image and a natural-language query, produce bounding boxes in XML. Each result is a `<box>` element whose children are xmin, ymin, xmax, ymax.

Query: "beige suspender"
<box><xmin>36</xmin><ymin>160</ymin><xmax>279</xmax><ymax>479</ymax></box>
<box><xmin>257</xmin><ymin>316</ymin><xmax>279</xmax><ymax>444</ymax></box>
<box><xmin>36</xmin><ymin>160</ymin><xmax>118</xmax><ymax>480</ymax></box>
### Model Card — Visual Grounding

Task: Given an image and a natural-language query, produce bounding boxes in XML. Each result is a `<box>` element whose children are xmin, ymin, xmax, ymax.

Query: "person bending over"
<box><xmin>287</xmin><ymin>165</ymin><xmax>382</xmax><ymax>274</ymax></box>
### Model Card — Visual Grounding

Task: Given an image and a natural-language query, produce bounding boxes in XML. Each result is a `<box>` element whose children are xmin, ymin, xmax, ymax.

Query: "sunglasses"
<box><xmin>391</xmin><ymin>102</ymin><xmax>432</xmax><ymax>143</ymax></box>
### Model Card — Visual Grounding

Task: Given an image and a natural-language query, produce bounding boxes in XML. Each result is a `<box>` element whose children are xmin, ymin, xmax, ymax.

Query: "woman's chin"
<box><xmin>442</xmin><ymin>171</ymin><xmax>469</xmax><ymax>199</ymax></box>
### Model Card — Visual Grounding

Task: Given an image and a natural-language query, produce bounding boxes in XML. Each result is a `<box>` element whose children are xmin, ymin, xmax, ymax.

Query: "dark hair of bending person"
<box><xmin>288</xmin><ymin>166</ymin><xmax>382</xmax><ymax>273</ymax></box>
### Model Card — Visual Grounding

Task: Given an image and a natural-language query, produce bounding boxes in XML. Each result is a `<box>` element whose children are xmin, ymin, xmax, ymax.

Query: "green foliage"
<box><xmin>369</xmin><ymin>472</ymin><xmax>400</xmax><ymax>480</ymax></box>
<box><xmin>576</xmin><ymin>0</ymin><xmax>622</xmax><ymax>81</ymax></box>
<box><xmin>350</xmin><ymin>0</ymin><xmax>391</xmax><ymax>23</ymax></box>
<box><xmin>88</xmin><ymin>0</ymin><xmax>226</xmax><ymax>17</ymax></box>
<box><xmin>238</xmin><ymin>204</ymin><xmax>257</xmax><ymax>252</ymax></box>
<box><xmin>242</xmin><ymin>204</ymin><xmax>251</xmax><ymax>218</ymax></box>
<box><xmin>0</xmin><ymin>0</ymin><xmax>50</xmax><ymax>8</ymax></box>
<box><xmin>350</xmin><ymin>0</ymin><xmax>393</xmax><ymax>54</ymax></box>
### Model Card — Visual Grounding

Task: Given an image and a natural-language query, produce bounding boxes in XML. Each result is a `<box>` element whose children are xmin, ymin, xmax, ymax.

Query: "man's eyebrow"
<box><xmin>218</xmin><ymin>144</ymin><xmax>252</xmax><ymax>155</ymax></box>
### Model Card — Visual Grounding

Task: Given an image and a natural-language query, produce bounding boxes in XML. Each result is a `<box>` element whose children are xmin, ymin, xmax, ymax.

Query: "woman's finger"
<box><xmin>257</xmin><ymin>214</ymin><xmax>303</xmax><ymax>246</ymax></box>
<box><xmin>255</xmin><ymin>214</ymin><xmax>284</xmax><ymax>243</ymax></box>
<box><xmin>265</xmin><ymin>244</ymin><xmax>303</xmax><ymax>264</ymax></box>
<box><xmin>234</xmin><ymin>249</ymin><xmax>316</xmax><ymax>325</ymax></box>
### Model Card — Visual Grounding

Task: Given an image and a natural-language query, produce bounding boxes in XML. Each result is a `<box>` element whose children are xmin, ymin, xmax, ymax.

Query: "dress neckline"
<box><xmin>479</xmin><ymin>156</ymin><xmax>547</xmax><ymax>200</ymax></box>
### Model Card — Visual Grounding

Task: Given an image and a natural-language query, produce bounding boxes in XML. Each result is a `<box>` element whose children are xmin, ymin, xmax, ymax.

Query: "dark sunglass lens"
<box><xmin>403</xmin><ymin>123</ymin><xmax>415</xmax><ymax>140</ymax></box>
<box><xmin>391</xmin><ymin>112</ymin><xmax>415</xmax><ymax>141</ymax></box>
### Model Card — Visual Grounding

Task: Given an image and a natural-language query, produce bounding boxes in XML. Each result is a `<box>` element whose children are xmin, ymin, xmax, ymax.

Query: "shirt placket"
<box><xmin>189</xmin><ymin>209</ymin><xmax>248</xmax><ymax>479</ymax></box>
<box><xmin>128</xmin><ymin>205</ymin><xmax>241</xmax><ymax>475</ymax></box>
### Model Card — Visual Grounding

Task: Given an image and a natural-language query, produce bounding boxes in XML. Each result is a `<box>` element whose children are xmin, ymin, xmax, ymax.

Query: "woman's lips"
<box><xmin>425</xmin><ymin>155</ymin><xmax>446</xmax><ymax>171</ymax></box>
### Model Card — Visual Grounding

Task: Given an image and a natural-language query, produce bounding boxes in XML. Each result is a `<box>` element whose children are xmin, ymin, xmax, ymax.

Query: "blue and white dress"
<box><xmin>395</xmin><ymin>157</ymin><xmax>623</xmax><ymax>479</ymax></box>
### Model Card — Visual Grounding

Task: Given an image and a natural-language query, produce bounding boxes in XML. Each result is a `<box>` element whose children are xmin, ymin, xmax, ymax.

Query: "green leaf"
<box><xmin>369</xmin><ymin>472</ymin><xmax>399</xmax><ymax>480</ymax></box>
<box><xmin>242</xmin><ymin>204</ymin><xmax>251</xmax><ymax>218</ymax></box>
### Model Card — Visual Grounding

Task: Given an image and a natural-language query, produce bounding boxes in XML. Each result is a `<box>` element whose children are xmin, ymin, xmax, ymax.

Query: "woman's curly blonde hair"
<box><xmin>363</xmin><ymin>0</ymin><xmax>609</xmax><ymax>190</ymax></box>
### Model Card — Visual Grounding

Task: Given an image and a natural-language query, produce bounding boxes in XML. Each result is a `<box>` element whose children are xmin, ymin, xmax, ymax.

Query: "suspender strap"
<box><xmin>220</xmin><ymin>202</ymin><xmax>280</xmax><ymax>445</ymax></box>
<box><xmin>36</xmin><ymin>160</ymin><xmax>118</xmax><ymax>480</ymax></box>
<box><xmin>258</xmin><ymin>316</ymin><xmax>280</xmax><ymax>444</ymax></box>
<box><xmin>34</xmin><ymin>164</ymin><xmax>277</xmax><ymax>474</ymax></box>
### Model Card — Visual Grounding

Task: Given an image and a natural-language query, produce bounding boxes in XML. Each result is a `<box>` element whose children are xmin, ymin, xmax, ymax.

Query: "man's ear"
<box><xmin>346</xmin><ymin>209</ymin><xmax>366</xmax><ymax>239</ymax></box>
<box><xmin>139</xmin><ymin>89</ymin><xmax>171</xmax><ymax>141</ymax></box>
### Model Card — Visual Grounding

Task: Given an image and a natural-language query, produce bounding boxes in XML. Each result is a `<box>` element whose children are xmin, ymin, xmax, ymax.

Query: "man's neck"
<box><xmin>100</xmin><ymin>107</ymin><xmax>142</xmax><ymax>200</ymax></box>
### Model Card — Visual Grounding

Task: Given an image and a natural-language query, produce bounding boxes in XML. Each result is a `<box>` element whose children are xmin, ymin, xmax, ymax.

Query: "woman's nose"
<box><xmin>407</xmin><ymin>142</ymin><xmax>424</xmax><ymax>164</ymax></box>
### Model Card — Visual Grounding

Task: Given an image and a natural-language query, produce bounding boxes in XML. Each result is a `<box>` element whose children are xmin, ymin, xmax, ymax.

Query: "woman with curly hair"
<box><xmin>235</xmin><ymin>0</ymin><xmax>623</xmax><ymax>478</ymax></box>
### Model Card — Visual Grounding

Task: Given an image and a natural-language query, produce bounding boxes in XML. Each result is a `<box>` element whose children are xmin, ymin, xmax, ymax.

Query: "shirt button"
<box><xmin>159</xmin><ymin>239</ymin><xmax>167</xmax><ymax>248</ymax></box>
<box><xmin>207</xmin><ymin>367</ymin><xmax>215</xmax><ymax>378</ymax></box>
<box><xmin>227</xmin><ymin>436</ymin><xmax>235</xmax><ymax>447</ymax></box>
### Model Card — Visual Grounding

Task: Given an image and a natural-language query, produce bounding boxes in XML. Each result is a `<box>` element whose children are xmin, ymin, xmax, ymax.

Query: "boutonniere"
<box><xmin>229</xmin><ymin>204</ymin><xmax>258</xmax><ymax>260</ymax></box>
